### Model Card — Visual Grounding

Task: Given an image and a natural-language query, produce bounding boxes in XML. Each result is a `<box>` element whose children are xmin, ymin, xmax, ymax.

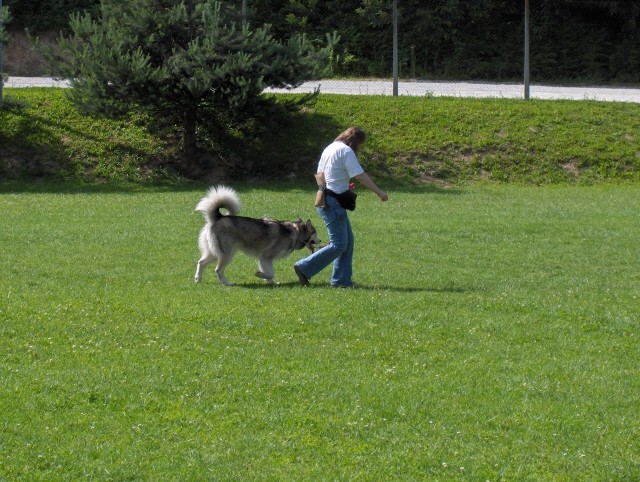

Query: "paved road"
<box><xmin>266</xmin><ymin>79</ymin><xmax>640</xmax><ymax>103</ymax></box>
<box><xmin>5</xmin><ymin>77</ymin><xmax>72</xmax><ymax>89</ymax></box>
<box><xmin>6</xmin><ymin>76</ymin><xmax>640</xmax><ymax>103</ymax></box>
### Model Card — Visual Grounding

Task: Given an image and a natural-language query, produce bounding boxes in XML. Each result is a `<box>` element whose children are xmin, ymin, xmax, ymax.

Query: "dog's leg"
<box><xmin>256</xmin><ymin>258</ymin><xmax>277</xmax><ymax>285</ymax></box>
<box><xmin>195</xmin><ymin>253</ymin><xmax>216</xmax><ymax>283</ymax></box>
<box><xmin>215</xmin><ymin>252</ymin><xmax>235</xmax><ymax>286</ymax></box>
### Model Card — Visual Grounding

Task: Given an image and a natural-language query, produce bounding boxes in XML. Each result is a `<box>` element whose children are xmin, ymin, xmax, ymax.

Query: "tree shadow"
<box><xmin>0</xmin><ymin>96</ymin><xmax>179</xmax><ymax>189</ymax></box>
<box><xmin>1</xmin><ymin>100</ymin><xmax>74</xmax><ymax>180</ymax></box>
<box><xmin>225</xmin><ymin>104</ymin><xmax>465</xmax><ymax>196</ymax></box>
<box><xmin>196</xmin><ymin>97</ymin><xmax>344</xmax><ymax>181</ymax></box>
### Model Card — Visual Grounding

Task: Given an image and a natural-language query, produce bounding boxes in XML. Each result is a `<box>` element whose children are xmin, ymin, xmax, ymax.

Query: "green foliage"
<box><xmin>252</xmin><ymin>0</ymin><xmax>378</xmax><ymax>77</ymax></box>
<box><xmin>246</xmin><ymin>0</ymin><xmax>640</xmax><ymax>82</ymax></box>
<box><xmin>6</xmin><ymin>0</ymin><xmax>640</xmax><ymax>82</ymax></box>
<box><xmin>52</xmin><ymin>0</ymin><xmax>332</xmax><ymax>167</ymax></box>
<box><xmin>4</xmin><ymin>0</ymin><xmax>98</xmax><ymax>32</ymax></box>
<box><xmin>1</xmin><ymin>185</ymin><xmax>639</xmax><ymax>479</ymax></box>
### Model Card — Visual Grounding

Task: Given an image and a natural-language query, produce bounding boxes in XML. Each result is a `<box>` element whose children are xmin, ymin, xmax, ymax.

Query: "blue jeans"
<box><xmin>295</xmin><ymin>195</ymin><xmax>354</xmax><ymax>286</ymax></box>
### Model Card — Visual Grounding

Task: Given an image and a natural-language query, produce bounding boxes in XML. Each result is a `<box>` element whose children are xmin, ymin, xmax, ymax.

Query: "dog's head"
<box><xmin>295</xmin><ymin>218</ymin><xmax>321</xmax><ymax>253</ymax></box>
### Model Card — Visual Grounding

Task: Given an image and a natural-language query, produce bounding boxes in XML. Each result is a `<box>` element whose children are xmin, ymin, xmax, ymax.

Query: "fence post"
<box><xmin>242</xmin><ymin>0</ymin><xmax>246</xmax><ymax>22</ymax></box>
<box><xmin>524</xmin><ymin>0</ymin><xmax>530</xmax><ymax>100</ymax></box>
<box><xmin>0</xmin><ymin>0</ymin><xmax>4</xmax><ymax>104</ymax></box>
<box><xmin>392</xmin><ymin>0</ymin><xmax>398</xmax><ymax>96</ymax></box>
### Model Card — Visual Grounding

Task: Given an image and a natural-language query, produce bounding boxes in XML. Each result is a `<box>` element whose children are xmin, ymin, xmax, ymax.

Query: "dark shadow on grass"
<box><xmin>0</xmin><ymin>178</ymin><xmax>464</xmax><ymax>195</ymax></box>
<box><xmin>1</xmin><ymin>100</ymin><xmax>75</xmax><ymax>180</ymax></box>
<box><xmin>0</xmin><ymin>179</ymin><xmax>201</xmax><ymax>194</ymax></box>
<box><xmin>236</xmin><ymin>281</ymin><xmax>480</xmax><ymax>293</ymax></box>
<box><xmin>1</xmin><ymin>97</ymin><xmax>179</xmax><ymax>189</ymax></box>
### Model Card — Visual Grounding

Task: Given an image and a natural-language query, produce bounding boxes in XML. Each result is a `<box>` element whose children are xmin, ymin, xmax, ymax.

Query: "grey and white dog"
<box><xmin>195</xmin><ymin>185</ymin><xmax>321</xmax><ymax>286</ymax></box>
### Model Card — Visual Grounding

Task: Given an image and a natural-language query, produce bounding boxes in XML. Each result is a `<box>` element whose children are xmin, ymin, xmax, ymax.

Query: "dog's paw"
<box><xmin>256</xmin><ymin>271</ymin><xmax>278</xmax><ymax>285</ymax></box>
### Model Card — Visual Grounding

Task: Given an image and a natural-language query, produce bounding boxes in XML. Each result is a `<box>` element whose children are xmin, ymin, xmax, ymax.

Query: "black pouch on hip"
<box><xmin>326</xmin><ymin>189</ymin><xmax>357</xmax><ymax>211</ymax></box>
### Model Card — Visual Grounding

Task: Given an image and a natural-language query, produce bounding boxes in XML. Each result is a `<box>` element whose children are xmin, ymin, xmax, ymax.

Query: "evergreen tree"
<box><xmin>54</xmin><ymin>0</ymin><xmax>331</xmax><ymax>170</ymax></box>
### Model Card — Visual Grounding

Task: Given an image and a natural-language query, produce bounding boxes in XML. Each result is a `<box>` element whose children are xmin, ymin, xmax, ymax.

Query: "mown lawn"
<box><xmin>1</xmin><ymin>183</ymin><xmax>638</xmax><ymax>480</ymax></box>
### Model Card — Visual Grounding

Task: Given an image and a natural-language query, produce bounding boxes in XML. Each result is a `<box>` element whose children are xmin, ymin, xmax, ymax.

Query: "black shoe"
<box><xmin>294</xmin><ymin>265</ymin><xmax>310</xmax><ymax>287</ymax></box>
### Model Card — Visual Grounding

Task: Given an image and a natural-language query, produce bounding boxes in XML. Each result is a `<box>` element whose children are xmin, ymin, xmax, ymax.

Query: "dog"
<box><xmin>195</xmin><ymin>185</ymin><xmax>321</xmax><ymax>286</ymax></box>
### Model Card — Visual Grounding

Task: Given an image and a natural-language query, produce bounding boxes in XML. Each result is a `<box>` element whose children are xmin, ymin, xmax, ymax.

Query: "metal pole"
<box><xmin>0</xmin><ymin>0</ymin><xmax>4</xmax><ymax>104</ymax></box>
<box><xmin>524</xmin><ymin>0</ymin><xmax>530</xmax><ymax>100</ymax></box>
<box><xmin>392</xmin><ymin>0</ymin><xmax>398</xmax><ymax>96</ymax></box>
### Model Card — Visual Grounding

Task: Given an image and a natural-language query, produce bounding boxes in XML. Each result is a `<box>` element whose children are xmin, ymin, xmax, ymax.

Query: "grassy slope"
<box><xmin>0</xmin><ymin>89</ymin><xmax>171</xmax><ymax>182</ymax></box>
<box><xmin>0</xmin><ymin>185</ymin><xmax>638</xmax><ymax>480</ymax></box>
<box><xmin>1</xmin><ymin>88</ymin><xmax>640</xmax><ymax>184</ymax></box>
<box><xmin>309</xmin><ymin>95</ymin><xmax>640</xmax><ymax>184</ymax></box>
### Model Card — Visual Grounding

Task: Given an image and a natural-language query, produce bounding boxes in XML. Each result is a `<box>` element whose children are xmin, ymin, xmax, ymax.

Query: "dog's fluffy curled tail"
<box><xmin>195</xmin><ymin>185</ymin><xmax>241</xmax><ymax>223</ymax></box>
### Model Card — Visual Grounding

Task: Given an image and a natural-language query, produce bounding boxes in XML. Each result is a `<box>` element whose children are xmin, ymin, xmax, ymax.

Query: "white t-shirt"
<box><xmin>317</xmin><ymin>141</ymin><xmax>364</xmax><ymax>194</ymax></box>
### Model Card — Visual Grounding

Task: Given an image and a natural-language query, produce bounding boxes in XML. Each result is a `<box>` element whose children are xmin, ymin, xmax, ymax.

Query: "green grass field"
<box><xmin>1</xmin><ymin>183</ymin><xmax>638</xmax><ymax>480</ymax></box>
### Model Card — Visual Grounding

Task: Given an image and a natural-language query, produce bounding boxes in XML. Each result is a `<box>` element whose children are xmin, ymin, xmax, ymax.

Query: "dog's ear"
<box><xmin>306</xmin><ymin>219</ymin><xmax>312</xmax><ymax>225</ymax></box>
<box><xmin>296</xmin><ymin>218</ymin><xmax>303</xmax><ymax>224</ymax></box>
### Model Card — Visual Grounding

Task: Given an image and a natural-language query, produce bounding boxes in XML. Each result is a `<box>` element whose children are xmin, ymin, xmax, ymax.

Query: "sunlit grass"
<box><xmin>1</xmin><ymin>183</ymin><xmax>638</xmax><ymax>479</ymax></box>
